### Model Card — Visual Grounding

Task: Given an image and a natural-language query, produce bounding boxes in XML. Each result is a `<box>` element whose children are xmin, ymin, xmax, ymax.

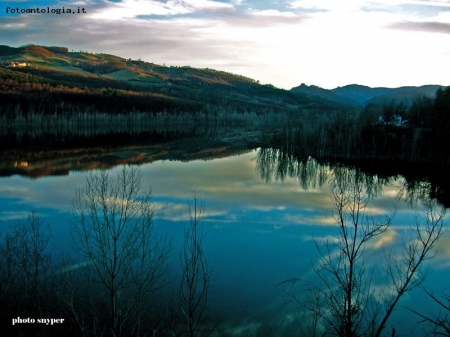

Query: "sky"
<box><xmin>1</xmin><ymin>0</ymin><xmax>449</xmax><ymax>89</ymax></box>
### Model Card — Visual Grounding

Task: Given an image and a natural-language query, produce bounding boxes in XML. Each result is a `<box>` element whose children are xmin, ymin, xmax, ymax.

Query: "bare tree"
<box><xmin>58</xmin><ymin>258</ymin><xmax>109</xmax><ymax>337</ymax></box>
<box><xmin>15</xmin><ymin>211</ymin><xmax>53</xmax><ymax>315</ymax></box>
<box><xmin>285</xmin><ymin>169</ymin><xmax>446</xmax><ymax>337</ymax></box>
<box><xmin>378</xmin><ymin>200</ymin><xmax>446</xmax><ymax>337</ymax></box>
<box><xmin>310</xmin><ymin>171</ymin><xmax>393</xmax><ymax>337</ymax></box>
<box><xmin>409</xmin><ymin>288</ymin><xmax>450</xmax><ymax>336</ymax></box>
<box><xmin>0</xmin><ymin>211</ymin><xmax>56</xmax><ymax>336</ymax></box>
<box><xmin>0</xmin><ymin>211</ymin><xmax>52</xmax><ymax>312</ymax></box>
<box><xmin>69</xmin><ymin>166</ymin><xmax>169</xmax><ymax>337</ymax></box>
<box><xmin>179</xmin><ymin>191</ymin><xmax>212</xmax><ymax>337</ymax></box>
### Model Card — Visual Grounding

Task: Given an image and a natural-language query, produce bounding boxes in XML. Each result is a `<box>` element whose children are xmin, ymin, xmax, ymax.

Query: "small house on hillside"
<box><xmin>379</xmin><ymin>114</ymin><xmax>408</xmax><ymax>127</ymax></box>
<box><xmin>4</xmin><ymin>61</ymin><xmax>29</xmax><ymax>68</ymax></box>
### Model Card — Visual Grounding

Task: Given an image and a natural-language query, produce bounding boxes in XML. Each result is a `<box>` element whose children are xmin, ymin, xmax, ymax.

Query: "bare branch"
<box><xmin>178</xmin><ymin>190</ymin><xmax>214</xmax><ymax>337</ymax></box>
<box><xmin>69</xmin><ymin>166</ymin><xmax>169</xmax><ymax>337</ymax></box>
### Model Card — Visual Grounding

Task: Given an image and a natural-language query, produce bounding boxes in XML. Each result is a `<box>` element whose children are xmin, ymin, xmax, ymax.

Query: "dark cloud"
<box><xmin>138</xmin><ymin>9</ymin><xmax>307</xmax><ymax>28</ymax></box>
<box><xmin>134</xmin><ymin>0</ymin><xmax>314</xmax><ymax>22</ymax></box>
<box><xmin>0</xmin><ymin>0</ymin><xmax>310</xmax><ymax>86</ymax></box>
<box><xmin>0</xmin><ymin>10</ymin><xmax>262</xmax><ymax>68</ymax></box>
<box><xmin>387</xmin><ymin>20</ymin><xmax>450</xmax><ymax>34</ymax></box>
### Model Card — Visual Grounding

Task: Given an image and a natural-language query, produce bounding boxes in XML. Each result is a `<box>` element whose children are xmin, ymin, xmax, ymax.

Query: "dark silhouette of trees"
<box><xmin>435</xmin><ymin>87</ymin><xmax>450</xmax><ymax>126</ymax></box>
<box><xmin>69</xmin><ymin>166</ymin><xmax>170</xmax><ymax>337</ymax></box>
<box><xmin>178</xmin><ymin>191</ymin><xmax>213</xmax><ymax>337</ymax></box>
<box><xmin>0</xmin><ymin>211</ymin><xmax>67</xmax><ymax>336</ymax></box>
<box><xmin>0</xmin><ymin>211</ymin><xmax>53</xmax><ymax>314</ymax></box>
<box><xmin>408</xmin><ymin>95</ymin><xmax>434</xmax><ymax>127</ymax></box>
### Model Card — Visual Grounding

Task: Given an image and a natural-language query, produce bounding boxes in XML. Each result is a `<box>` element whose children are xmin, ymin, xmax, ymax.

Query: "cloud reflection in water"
<box><xmin>0</xmin><ymin>149</ymin><xmax>448</xmax><ymax>335</ymax></box>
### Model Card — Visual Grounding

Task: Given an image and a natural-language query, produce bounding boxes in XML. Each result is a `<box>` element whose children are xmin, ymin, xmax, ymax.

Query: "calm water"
<box><xmin>1</xmin><ymin>148</ymin><xmax>449</xmax><ymax>336</ymax></box>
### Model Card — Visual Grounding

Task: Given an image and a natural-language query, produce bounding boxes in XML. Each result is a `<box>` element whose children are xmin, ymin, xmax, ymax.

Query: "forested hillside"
<box><xmin>270</xmin><ymin>86</ymin><xmax>450</xmax><ymax>165</ymax></box>
<box><xmin>0</xmin><ymin>44</ymin><xmax>338</xmax><ymax>117</ymax></box>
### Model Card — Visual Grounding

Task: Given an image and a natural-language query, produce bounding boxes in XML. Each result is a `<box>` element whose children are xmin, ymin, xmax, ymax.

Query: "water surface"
<box><xmin>0</xmin><ymin>148</ymin><xmax>448</xmax><ymax>336</ymax></box>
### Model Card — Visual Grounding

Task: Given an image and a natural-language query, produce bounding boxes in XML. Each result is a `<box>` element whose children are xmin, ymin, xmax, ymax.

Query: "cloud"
<box><xmin>1</xmin><ymin>0</ymin><xmax>449</xmax><ymax>89</ymax></box>
<box><xmin>288</xmin><ymin>0</ymin><xmax>364</xmax><ymax>11</ymax></box>
<box><xmin>153</xmin><ymin>200</ymin><xmax>228</xmax><ymax>221</ymax></box>
<box><xmin>89</xmin><ymin>0</ymin><xmax>190</xmax><ymax>19</ymax></box>
<box><xmin>182</xmin><ymin>0</ymin><xmax>235</xmax><ymax>11</ymax></box>
<box><xmin>430</xmin><ymin>235</ymin><xmax>450</xmax><ymax>269</ymax></box>
<box><xmin>223</xmin><ymin>321</ymin><xmax>262</xmax><ymax>336</ymax></box>
<box><xmin>387</xmin><ymin>20</ymin><xmax>450</xmax><ymax>33</ymax></box>
<box><xmin>0</xmin><ymin>211</ymin><xmax>30</xmax><ymax>221</ymax></box>
<box><xmin>398</xmin><ymin>3</ymin><xmax>450</xmax><ymax>17</ymax></box>
<box><xmin>229</xmin><ymin>10</ymin><xmax>307</xmax><ymax>27</ymax></box>
<box><xmin>369</xmin><ymin>228</ymin><xmax>398</xmax><ymax>249</ymax></box>
<box><xmin>0</xmin><ymin>0</ymin><xmax>308</xmax><ymax>83</ymax></box>
<box><xmin>362</xmin><ymin>0</ymin><xmax>450</xmax><ymax>18</ymax></box>
<box><xmin>284</xmin><ymin>214</ymin><xmax>337</xmax><ymax>226</ymax></box>
<box><xmin>250</xmin><ymin>205</ymin><xmax>287</xmax><ymax>212</ymax></box>
<box><xmin>89</xmin><ymin>0</ymin><xmax>235</xmax><ymax>19</ymax></box>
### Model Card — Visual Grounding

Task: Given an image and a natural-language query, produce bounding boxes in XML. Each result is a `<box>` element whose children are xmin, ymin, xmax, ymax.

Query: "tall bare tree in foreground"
<box><xmin>310</xmin><ymin>170</ymin><xmax>394</xmax><ymax>337</ymax></box>
<box><xmin>69</xmin><ymin>166</ymin><xmax>169</xmax><ymax>337</ymax></box>
<box><xmin>179</xmin><ymin>191</ymin><xmax>213</xmax><ymax>337</ymax></box>
<box><xmin>286</xmin><ymin>168</ymin><xmax>446</xmax><ymax>337</ymax></box>
<box><xmin>378</xmin><ymin>200</ymin><xmax>445</xmax><ymax>337</ymax></box>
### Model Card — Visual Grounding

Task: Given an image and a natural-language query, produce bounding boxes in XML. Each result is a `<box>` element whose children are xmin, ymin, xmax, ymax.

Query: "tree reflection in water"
<box><xmin>256</xmin><ymin>147</ymin><xmax>449</xmax><ymax>208</ymax></box>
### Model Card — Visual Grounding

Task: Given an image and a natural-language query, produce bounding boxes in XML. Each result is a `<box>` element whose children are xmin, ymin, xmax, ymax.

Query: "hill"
<box><xmin>364</xmin><ymin>85</ymin><xmax>442</xmax><ymax>105</ymax></box>
<box><xmin>331</xmin><ymin>85</ymin><xmax>394</xmax><ymax>105</ymax></box>
<box><xmin>290</xmin><ymin>83</ymin><xmax>446</xmax><ymax>106</ymax></box>
<box><xmin>290</xmin><ymin>83</ymin><xmax>358</xmax><ymax>106</ymax></box>
<box><xmin>0</xmin><ymin>44</ymin><xmax>340</xmax><ymax>116</ymax></box>
<box><xmin>3</xmin><ymin>44</ymin><xmax>444</xmax><ymax>119</ymax></box>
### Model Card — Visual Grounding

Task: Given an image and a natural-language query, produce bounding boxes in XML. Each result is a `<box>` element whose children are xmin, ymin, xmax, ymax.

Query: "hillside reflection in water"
<box><xmin>0</xmin><ymin>148</ymin><xmax>448</xmax><ymax>336</ymax></box>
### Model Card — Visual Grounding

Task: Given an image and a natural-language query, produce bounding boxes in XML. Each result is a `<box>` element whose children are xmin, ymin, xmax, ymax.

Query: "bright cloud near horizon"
<box><xmin>1</xmin><ymin>0</ymin><xmax>449</xmax><ymax>89</ymax></box>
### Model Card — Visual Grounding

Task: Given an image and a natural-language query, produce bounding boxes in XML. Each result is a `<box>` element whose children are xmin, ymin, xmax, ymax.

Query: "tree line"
<box><xmin>268</xmin><ymin>87</ymin><xmax>450</xmax><ymax>164</ymax></box>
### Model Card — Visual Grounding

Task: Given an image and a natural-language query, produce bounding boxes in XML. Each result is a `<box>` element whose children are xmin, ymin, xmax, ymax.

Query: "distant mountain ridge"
<box><xmin>290</xmin><ymin>83</ymin><xmax>359</xmax><ymax>106</ymax></box>
<box><xmin>291</xmin><ymin>83</ymin><xmax>445</xmax><ymax>106</ymax></box>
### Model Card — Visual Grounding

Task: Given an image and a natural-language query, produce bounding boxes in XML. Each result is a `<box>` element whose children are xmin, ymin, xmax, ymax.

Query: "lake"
<box><xmin>1</xmin><ymin>141</ymin><xmax>449</xmax><ymax>336</ymax></box>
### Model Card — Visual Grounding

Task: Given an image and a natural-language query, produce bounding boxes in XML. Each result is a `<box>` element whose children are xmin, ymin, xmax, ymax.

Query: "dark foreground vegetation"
<box><xmin>0</xmin><ymin>167</ymin><xmax>214</xmax><ymax>337</ymax></box>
